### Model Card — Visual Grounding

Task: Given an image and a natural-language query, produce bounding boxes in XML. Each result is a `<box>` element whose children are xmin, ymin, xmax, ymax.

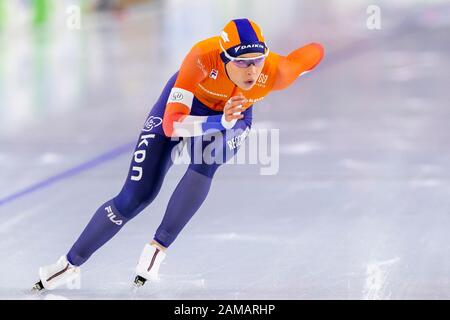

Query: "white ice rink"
<box><xmin>0</xmin><ymin>0</ymin><xmax>449</xmax><ymax>299</ymax></box>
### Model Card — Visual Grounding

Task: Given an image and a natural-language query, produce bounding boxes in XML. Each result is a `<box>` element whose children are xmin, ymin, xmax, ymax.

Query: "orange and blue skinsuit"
<box><xmin>66</xmin><ymin>29</ymin><xmax>324</xmax><ymax>266</ymax></box>
<box><xmin>162</xmin><ymin>36</ymin><xmax>324</xmax><ymax>137</ymax></box>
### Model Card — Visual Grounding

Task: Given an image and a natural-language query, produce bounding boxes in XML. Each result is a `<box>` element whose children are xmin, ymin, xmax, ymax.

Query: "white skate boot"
<box><xmin>32</xmin><ymin>255</ymin><xmax>81</xmax><ymax>292</ymax></box>
<box><xmin>133</xmin><ymin>243</ymin><xmax>166</xmax><ymax>287</ymax></box>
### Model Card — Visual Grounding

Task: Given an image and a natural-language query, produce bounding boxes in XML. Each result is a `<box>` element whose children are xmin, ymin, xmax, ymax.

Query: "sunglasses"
<box><xmin>231</xmin><ymin>56</ymin><xmax>266</xmax><ymax>68</ymax></box>
<box><xmin>220</xmin><ymin>43</ymin><xmax>270</xmax><ymax>68</ymax></box>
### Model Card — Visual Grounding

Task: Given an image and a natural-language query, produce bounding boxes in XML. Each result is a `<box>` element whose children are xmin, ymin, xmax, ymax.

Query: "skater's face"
<box><xmin>225</xmin><ymin>53</ymin><xmax>265</xmax><ymax>91</ymax></box>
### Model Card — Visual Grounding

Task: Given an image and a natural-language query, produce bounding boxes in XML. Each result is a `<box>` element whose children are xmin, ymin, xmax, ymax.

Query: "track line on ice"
<box><xmin>0</xmin><ymin>141</ymin><xmax>135</xmax><ymax>208</ymax></box>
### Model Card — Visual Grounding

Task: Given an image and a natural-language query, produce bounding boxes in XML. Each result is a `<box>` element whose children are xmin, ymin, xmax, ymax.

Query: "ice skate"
<box><xmin>32</xmin><ymin>256</ymin><xmax>80</xmax><ymax>292</ymax></box>
<box><xmin>133</xmin><ymin>243</ymin><xmax>166</xmax><ymax>288</ymax></box>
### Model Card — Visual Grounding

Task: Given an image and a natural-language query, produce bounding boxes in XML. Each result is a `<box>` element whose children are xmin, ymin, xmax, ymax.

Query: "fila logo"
<box><xmin>105</xmin><ymin>206</ymin><xmax>123</xmax><ymax>225</ymax></box>
<box><xmin>209</xmin><ymin>69</ymin><xmax>218</xmax><ymax>80</ymax></box>
<box><xmin>220</xmin><ymin>31</ymin><xmax>230</xmax><ymax>43</ymax></box>
<box><xmin>131</xmin><ymin>133</ymin><xmax>156</xmax><ymax>181</ymax></box>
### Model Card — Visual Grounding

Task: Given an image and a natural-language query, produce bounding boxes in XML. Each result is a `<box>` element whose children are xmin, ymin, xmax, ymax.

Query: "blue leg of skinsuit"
<box><xmin>153</xmin><ymin>99</ymin><xmax>253</xmax><ymax>248</ymax></box>
<box><xmin>67</xmin><ymin>71</ymin><xmax>253</xmax><ymax>266</ymax></box>
<box><xmin>67</xmin><ymin>73</ymin><xmax>182</xmax><ymax>266</ymax></box>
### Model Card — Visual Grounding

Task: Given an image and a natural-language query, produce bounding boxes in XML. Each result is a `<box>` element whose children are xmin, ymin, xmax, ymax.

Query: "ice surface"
<box><xmin>0</xmin><ymin>0</ymin><xmax>449</xmax><ymax>299</ymax></box>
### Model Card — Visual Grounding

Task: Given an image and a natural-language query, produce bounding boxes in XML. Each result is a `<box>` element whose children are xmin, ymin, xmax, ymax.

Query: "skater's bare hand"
<box><xmin>224</xmin><ymin>93</ymin><xmax>247</xmax><ymax>122</ymax></box>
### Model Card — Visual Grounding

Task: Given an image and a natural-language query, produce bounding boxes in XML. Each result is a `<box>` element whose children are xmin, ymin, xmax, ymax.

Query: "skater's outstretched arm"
<box><xmin>272</xmin><ymin>43</ymin><xmax>324</xmax><ymax>91</ymax></box>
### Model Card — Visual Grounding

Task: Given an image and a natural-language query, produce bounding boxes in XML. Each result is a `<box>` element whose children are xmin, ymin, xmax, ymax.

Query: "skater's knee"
<box><xmin>113</xmin><ymin>189</ymin><xmax>157</xmax><ymax>219</ymax></box>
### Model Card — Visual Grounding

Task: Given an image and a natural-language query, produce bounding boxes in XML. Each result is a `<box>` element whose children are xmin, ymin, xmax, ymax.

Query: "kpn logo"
<box><xmin>142</xmin><ymin>116</ymin><xmax>162</xmax><ymax>132</ymax></box>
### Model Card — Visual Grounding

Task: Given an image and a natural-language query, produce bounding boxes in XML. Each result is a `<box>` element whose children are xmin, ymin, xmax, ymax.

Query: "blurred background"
<box><xmin>0</xmin><ymin>0</ymin><xmax>449</xmax><ymax>299</ymax></box>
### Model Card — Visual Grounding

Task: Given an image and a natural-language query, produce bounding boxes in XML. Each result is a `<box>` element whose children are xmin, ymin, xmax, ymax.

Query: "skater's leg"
<box><xmin>153</xmin><ymin>118</ymin><xmax>252</xmax><ymax>248</ymax></box>
<box><xmin>133</xmin><ymin>166</ymin><xmax>213</xmax><ymax>285</ymax></box>
<box><xmin>67</xmin><ymin>134</ymin><xmax>179</xmax><ymax>266</ymax></box>
<box><xmin>66</xmin><ymin>72</ymin><xmax>182</xmax><ymax>267</ymax></box>
<box><xmin>132</xmin><ymin>105</ymin><xmax>253</xmax><ymax>286</ymax></box>
<box><xmin>36</xmin><ymin>133</ymin><xmax>178</xmax><ymax>290</ymax></box>
<box><xmin>153</xmin><ymin>167</ymin><xmax>215</xmax><ymax>248</ymax></box>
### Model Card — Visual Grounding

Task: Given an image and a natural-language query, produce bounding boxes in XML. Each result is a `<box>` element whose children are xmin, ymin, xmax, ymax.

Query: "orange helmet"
<box><xmin>219</xmin><ymin>18</ymin><xmax>268</xmax><ymax>63</ymax></box>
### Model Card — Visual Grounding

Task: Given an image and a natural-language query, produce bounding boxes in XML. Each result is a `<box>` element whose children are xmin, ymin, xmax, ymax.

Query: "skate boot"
<box><xmin>133</xmin><ymin>243</ymin><xmax>166</xmax><ymax>287</ymax></box>
<box><xmin>32</xmin><ymin>255</ymin><xmax>80</xmax><ymax>292</ymax></box>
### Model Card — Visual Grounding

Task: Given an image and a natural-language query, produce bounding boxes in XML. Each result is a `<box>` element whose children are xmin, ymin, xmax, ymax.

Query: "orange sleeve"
<box><xmin>162</xmin><ymin>45</ymin><xmax>209</xmax><ymax>137</ymax></box>
<box><xmin>272</xmin><ymin>43</ymin><xmax>324</xmax><ymax>91</ymax></box>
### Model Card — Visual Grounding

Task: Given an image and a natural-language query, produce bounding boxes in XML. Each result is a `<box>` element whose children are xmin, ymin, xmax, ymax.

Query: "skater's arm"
<box><xmin>162</xmin><ymin>45</ymin><xmax>207</xmax><ymax>137</ymax></box>
<box><xmin>272</xmin><ymin>43</ymin><xmax>324</xmax><ymax>91</ymax></box>
<box><xmin>162</xmin><ymin>46</ymin><xmax>241</xmax><ymax>137</ymax></box>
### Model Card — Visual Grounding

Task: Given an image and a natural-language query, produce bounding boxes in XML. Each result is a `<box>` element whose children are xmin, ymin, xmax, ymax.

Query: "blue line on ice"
<box><xmin>0</xmin><ymin>141</ymin><xmax>135</xmax><ymax>207</ymax></box>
